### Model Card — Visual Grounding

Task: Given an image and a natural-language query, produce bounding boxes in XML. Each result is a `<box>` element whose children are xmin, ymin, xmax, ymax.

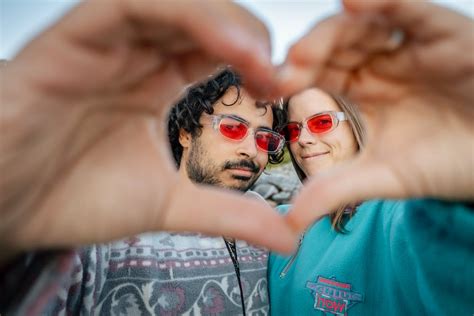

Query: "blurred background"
<box><xmin>1</xmin><ymin>0</ymin><xmax>473</xmax><ymax>62</ymax></box>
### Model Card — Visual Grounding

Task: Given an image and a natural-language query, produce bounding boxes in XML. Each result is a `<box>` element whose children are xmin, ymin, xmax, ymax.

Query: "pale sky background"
<box><xmin>1</xmin><ymin>1</ymin><xmax>473</xmax><ymax>63</ymax></box>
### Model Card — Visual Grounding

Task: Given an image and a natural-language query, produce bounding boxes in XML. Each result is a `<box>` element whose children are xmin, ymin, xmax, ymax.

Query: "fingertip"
<box><xmin>342</xmin><ymin>0</ymin><xmax>364</xmax><ymax>13</ymax></box>
<box><xmin>167</xmin><ymin>184</ymin><xmax>299</xmax><ymax>254</ymax></box>
<box><xmin>343</xmin><ymin>0</ymin><xmax>393</xmax><ymax>14</ymax></box>
<box><xmin>284</xmin><ymin>211</ymin><xmax>307</xmax><ymax>236</ymax></box>
<box><xmin>274</xmin><ymin>64</ymin><xmax>297</xmax><ymax>95</ymax></box>
<box><xmin>241</xmin><ymin>63</ymin><xmax>278</xmax><ymax>100</ymax></box>
<box><xmin>235</xmin><ymin>195</ymin><xmax>299</xmax><ymax>254</ymax></box>
<box><xmin>284</xmin><ymin>184</ymin><xmax>327</xmax><ymax>234</ymax></box>
<box><xmin>263</xmin><ymin>222</ymin><xmax>299</xmax><ymax>255</ymax></box>
<box><xmin>239</xmin><ymin>194</ymin><xmax>299</xmax><ymax>254</ymax></box>
<box><xmin>275</xmin><ymin>63</ymin><xmax>315</xmax><ymax>97</ymax></box>
<box><xmin>230</xmin><ymin>40</ymin><xmax>278</xmax><ymax>99</ymax></box>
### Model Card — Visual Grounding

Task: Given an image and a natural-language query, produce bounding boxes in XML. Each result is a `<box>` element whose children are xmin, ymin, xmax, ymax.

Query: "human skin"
<box><xmin>287</xmin><ymin>88</ymin><xmax>358</xmax><ymax>177</ymax></box>
<box><xmin>1</xmin><ymin>0</ymin><xmax>473</xmax><ymax>259</ymax></box>
<box><xmin>276</xmin><ymin>0</ymin><xmax>474</xmax><ymax>232</ymax></box>
<box><xmin>179</xmin><ymin>87</ymin><xmax>273</xmax><ymax>191</ymax></box>
<box><xmin>0</xmin><ymin>0</ymin><xmax>296</xmax><ymax>262</ymax></box>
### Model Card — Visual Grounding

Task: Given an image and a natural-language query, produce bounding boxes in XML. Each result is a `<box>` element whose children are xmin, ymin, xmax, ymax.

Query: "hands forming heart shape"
<box><xmin>1</xmin><ymin>0</ymin><xmax>473</xmax><ymax>259</ymax></box>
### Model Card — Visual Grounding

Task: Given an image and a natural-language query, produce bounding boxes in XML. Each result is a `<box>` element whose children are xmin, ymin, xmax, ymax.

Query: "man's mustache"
<box><xmin>223</xmin><ymin>160</ymin><xmax>260</xmax><ymax>174</ymax></box>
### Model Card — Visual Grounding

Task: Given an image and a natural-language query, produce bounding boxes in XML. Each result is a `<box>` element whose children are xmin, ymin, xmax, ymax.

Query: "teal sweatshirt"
<box><xmin>268</xmin><ymin>199</ymin><xmax>474</xmax><ymax>315</ymax></box>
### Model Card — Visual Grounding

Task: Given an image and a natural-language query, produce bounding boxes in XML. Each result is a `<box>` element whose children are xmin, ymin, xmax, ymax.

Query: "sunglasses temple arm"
<box><xmin>336</xmin><ymin>112</ymin><xmax>347</xmax><ymax>121</ymax></box>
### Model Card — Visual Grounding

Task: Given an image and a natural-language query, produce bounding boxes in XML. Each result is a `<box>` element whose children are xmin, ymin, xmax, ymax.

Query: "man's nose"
<box><xmin>236</xmin><ymin>131</ymin><xmax>258</xmax><ymax>158</ymax></box>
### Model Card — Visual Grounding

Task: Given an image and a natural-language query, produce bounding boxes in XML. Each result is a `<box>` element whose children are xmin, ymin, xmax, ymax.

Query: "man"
<box><xmin>168</xmin><ymin>68</ymin><xmax>284</xmax><ymax>191</ymax></box>
<box><xmin>14</xmin><ymin>68</ymin><xmax>284</xmax><ymax>315</ymax></box>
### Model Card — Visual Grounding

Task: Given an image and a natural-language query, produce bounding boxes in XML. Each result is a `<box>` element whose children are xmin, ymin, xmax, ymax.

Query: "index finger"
<box><xmin>33</xmin><ymin>1</ymin><xmax>276</xmax><ymax>99</ymax></box>
<box><xmin>121</xmin><ymin>0</ymin><xmax>278</xmax><ymax>97</ymax></box>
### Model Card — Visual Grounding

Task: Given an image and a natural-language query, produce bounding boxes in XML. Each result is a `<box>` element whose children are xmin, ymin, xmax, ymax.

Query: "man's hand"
<box><xmin>276</xmin><ymin>0</ymin><xmax>474</xmax><ymax>231</ymax></box>
<box><xmin>0</xmin><ymin>1</ymin><xmax>296</xmax><ymax>256</ymax></box>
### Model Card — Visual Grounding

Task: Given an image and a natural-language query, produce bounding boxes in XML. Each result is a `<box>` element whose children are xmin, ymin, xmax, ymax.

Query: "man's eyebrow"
<box><xmin>255</xmin><ymin>121</ymin><xmax>273</xmax><ymax>130</ymax></box>
<box><xmin>226</xmin><ymin>114</ymin><xmax>273</xmax><ymax>130</ymax></box>
<box><xmin>226</xmin><ymin>114</ymin><xmax>248</xmax><ymax>123</ymax></box>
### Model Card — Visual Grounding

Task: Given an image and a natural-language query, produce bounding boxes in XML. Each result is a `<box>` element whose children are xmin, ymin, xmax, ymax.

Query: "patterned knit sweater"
<box><xmin>2</xmin><ymin>232</ymin><xmax>269</xmax><ymax>315</ymax></box>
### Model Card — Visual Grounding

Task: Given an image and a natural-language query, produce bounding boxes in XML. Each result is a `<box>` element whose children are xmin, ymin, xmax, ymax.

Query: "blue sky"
<box><xmin>1</xmin><ymin>1</ymin><xmax>473</xmax><ymax>63</ymax></box>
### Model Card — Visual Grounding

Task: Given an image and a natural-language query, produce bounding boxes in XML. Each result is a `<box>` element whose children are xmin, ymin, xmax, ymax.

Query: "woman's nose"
<box><xmin>298</xmin><ymin>125</ymin><xmax>317</xmax><ymax>145</ymax></box>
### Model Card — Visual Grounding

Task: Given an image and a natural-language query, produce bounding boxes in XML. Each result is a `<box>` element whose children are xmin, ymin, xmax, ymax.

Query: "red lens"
<box><xmin>307</xmin><ymin>113</ymin><xmax>333</xmax><ymax>134</ymax></box>
<box><xmin>255</xmin><ymin>131</ymin><xmax>283</xmax><ymax>153</ymax></box>
<box><xmin>219</xmin><ymin>117</ymin><xmax>248</xmax><ymax>140</ymax></box>
<box><xmin>280</xmin><ymin>123</ymin><xmax>301</xmax><ymax>142</ymax></box>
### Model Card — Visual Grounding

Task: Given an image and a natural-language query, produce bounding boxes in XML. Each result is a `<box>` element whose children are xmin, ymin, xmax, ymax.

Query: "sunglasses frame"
<box><xmin>280</xmin><ymin>111</ymin><xmax>347</xmax><ymax>143</ymax></box>
<box><xmin>202</xmin><ymin>114</ymin><xmax>285</xmax><ymax>154</ymax></box>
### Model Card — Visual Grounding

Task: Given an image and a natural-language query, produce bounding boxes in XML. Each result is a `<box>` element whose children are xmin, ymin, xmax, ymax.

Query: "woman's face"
<box><xmin>288</xmin><ymin>88</ymin><xmax>358</xmax><ymax>177</ymax></box>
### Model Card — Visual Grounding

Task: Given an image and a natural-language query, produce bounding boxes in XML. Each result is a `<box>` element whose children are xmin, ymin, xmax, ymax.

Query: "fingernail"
<box><xmin>274</xmin><ymin>64</ymin><xmax>300</xmax><ymax>96</ymax></box>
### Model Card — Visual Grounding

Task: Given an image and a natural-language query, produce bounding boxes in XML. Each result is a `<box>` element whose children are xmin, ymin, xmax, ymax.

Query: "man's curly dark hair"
<box><xmin>168</xmin><ymin>68</ymin><xmax>284</xmax><ymax>168</ymax></box>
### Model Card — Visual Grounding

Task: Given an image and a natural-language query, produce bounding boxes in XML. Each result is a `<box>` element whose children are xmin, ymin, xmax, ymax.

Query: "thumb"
<box><xmin>160</xmin><ymin>181</ymin><xmax>298</xmax><ymax>254</ymax></box>
<box><xmin>286</xmin><ymin>155</ymin><xmax>404</xmax><ymax>232</ymax></box>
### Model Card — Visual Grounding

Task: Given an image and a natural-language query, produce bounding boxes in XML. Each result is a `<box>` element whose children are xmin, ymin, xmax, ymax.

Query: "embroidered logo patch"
<box><xmin>306</xmin><ymin>276</ymin><xmax>364</xmax><ymax>315</ymax></box>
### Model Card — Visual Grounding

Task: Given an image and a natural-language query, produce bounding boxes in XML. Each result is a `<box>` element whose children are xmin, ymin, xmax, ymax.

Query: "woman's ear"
<box><xmin>179</xmin><ymin>128</ymin><xmax>192</xmax><ymax>148</ymax></box>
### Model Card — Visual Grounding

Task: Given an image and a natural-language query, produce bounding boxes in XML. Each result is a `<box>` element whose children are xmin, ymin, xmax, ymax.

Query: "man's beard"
<box><xmin>186</xmin><ymin>137</ymin><xmax>261</xmax><ymax>192</ymax></box>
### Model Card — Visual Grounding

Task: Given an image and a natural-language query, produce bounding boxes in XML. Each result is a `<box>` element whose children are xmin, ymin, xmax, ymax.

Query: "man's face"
<box><xmin>181</xmin><ymin>87</ymin><xmax>273</xmax><ymax>192</ymax></box>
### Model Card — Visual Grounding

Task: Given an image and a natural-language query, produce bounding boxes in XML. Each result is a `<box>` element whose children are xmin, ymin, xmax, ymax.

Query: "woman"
<box><xmin>268</xmin><ymin>88</ymin><xmax>474</xmax><ymax>315</ymax></box>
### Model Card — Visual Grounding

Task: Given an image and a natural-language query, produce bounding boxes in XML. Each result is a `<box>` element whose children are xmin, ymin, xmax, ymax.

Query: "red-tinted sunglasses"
<box><xmin>203</xmin><ymin>114</ymin><xmax>285</xmax><ymax>154</ymax></box>
<box><xmin>279</xmin><ymin>111</ymin><xmax>347</xmax><ymax>143</ymax></box>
